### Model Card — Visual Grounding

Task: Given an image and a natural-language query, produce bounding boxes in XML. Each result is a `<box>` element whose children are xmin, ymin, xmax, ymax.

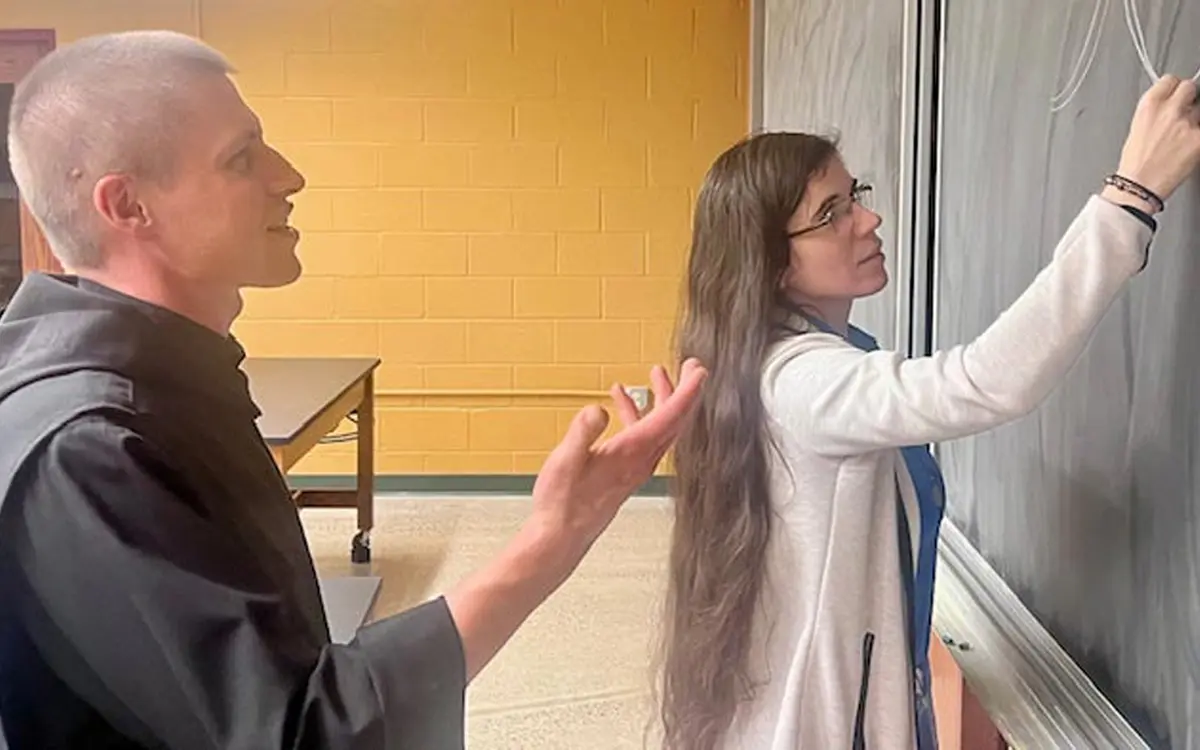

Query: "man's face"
<box><xmin>139</xmin><ymin>73</ymin><xmax>306</xmax><ymax>290</ymax></box>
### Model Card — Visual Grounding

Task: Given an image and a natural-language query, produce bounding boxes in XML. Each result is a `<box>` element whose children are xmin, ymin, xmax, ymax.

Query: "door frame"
<box><xmin>1</xmin><ymin>28</ymin><xmax>59</xmax><ymax>276</ymax></box>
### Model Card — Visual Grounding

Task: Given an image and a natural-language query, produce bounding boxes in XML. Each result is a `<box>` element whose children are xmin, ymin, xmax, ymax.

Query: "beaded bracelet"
<box><xmin>1104</xmin><ymin>174</ymin><xmax>1165</xmax><ymax>213</ymax></box>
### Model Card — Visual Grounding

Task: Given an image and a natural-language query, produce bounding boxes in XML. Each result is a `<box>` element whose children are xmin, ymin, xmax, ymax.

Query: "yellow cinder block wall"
<box><xmin>4</xmin><ymin>0</ymin><xmax>750</xmax><ymax>476</ymax></box>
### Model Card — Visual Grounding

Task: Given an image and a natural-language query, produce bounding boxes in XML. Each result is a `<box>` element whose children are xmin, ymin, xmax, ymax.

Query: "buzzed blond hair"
<box><xmin>7</xmin><ymin>30</ymin><xmax>234</xmax><ymax>268</ymax></box>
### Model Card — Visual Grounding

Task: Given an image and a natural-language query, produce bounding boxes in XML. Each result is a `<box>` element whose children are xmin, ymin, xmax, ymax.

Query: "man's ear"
<box><xmin>93</xmin><ymin>174</ymin><xmax>150</xmax><ymax>235</ymax></box>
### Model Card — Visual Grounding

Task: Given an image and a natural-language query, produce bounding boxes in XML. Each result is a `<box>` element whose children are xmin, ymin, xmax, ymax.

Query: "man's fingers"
<box><xmin>677</xmin><ymin>357</ymin><xmax>702</xmax><ymax>384</ymax></box>
<box><xmin>649</xmin><ymin>365</ymin><xmax>673</xmax><ymax>408</ymax></box>
<box><xmin>610</xmin><ymin>383</ymin><xmax>640</xmax><ymax>427</ymax></box>
<box><xmin>649</xmin><ymin>361</ymin><xmax>706</xmax><ymax>427</ymax></box>
<box><xmin>610</xmin><ymin>360</ymin><xmax>707</xmax><ymax>450</ymax></box>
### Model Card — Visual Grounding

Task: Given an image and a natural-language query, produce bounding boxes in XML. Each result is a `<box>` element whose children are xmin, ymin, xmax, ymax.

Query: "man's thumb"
<box><xmin>563</xmin><ymin>404</ymin><xmax>609</xmax><ymax>454</ymax></box>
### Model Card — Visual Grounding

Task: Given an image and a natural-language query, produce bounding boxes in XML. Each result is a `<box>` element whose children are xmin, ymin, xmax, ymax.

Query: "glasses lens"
<box><xmin>854</xmin><ymin>183</ymin><xmax>873</xmax><ymax>209</ymax></box>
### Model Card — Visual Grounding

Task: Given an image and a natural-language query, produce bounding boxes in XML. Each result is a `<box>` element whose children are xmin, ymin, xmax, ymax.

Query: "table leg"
<box><xmin>351</xmin><ymin>371</ymin><xmax>375</xmax><ymax>564</ymax></box>
<box><xmin>930</xmin><ymin>634</ymin><xmax>1007</xmax><ymax>750</ymax></box>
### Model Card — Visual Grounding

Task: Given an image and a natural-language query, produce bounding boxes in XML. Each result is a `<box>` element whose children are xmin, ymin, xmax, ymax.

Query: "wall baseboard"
<box><xmin>288</xmin><ymin>474</ymin><xmax>672</xmax><ymax>497</ymax></box>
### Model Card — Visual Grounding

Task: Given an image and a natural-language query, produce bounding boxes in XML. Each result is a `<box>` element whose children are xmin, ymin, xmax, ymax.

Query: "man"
<box><xmin>0</xmin><ymin>30</ymin><xmax>705</xmax><ymax>749</ymax></box>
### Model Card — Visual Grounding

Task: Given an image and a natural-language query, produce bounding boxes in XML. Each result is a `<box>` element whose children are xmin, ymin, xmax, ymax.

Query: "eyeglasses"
<box><xmin>787</xmin><ymin>181</ymin><xmax>873</xmax><ymax>238</ymax></box>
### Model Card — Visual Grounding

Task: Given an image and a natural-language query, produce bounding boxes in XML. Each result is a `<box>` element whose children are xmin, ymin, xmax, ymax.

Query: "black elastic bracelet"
<box><xmin>1104</xmin><ymin>174</ymin><xmax>1165</xmax><ymax>213</ymax></box>
<box><xmin>1119</xmin><ymin>203</ymin><xmax>1157</xmax><ymax>232</ymax></box>
<box><xmin>1118</xmin><ymin>204</ymin><xmax>1155</xmax><ymax>273</ymax></box>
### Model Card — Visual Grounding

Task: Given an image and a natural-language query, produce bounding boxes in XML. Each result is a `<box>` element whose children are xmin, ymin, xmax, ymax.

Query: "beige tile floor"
<box><xmin>301</xmin><ymin>495</ymin><xmax>674</xmax><ymax>749</ymax></box>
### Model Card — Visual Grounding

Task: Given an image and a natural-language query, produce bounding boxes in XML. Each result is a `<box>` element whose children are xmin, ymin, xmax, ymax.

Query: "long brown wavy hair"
<box><xmin>656</xmin><ymin>131</ymin><xmax>840</xmax><ymax>750</ymax></box>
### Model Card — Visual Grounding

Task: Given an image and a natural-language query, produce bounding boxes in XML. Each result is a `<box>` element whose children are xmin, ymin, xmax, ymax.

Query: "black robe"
<box><xmin>0</xmin><ymin>274</ymin><xmax>466</xmax><ymax>749</ymax></box>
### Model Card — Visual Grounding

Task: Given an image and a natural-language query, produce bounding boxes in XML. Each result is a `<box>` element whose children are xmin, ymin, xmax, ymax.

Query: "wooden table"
<box><xmin>243</xmin><ymin>357</ymin><xmax>380</xmax><ymax>563</ymax></box>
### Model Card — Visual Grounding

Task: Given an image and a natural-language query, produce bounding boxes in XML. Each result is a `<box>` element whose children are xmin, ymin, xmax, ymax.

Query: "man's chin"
<box><xmin>242</xmin><ymin>257</ymin><xmax>303</xmax><ymax>289</ymax></box>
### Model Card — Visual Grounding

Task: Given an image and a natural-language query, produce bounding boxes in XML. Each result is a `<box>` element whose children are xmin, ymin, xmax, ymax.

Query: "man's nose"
<box><xmin>268</xmin><ymin>148</ymin><xmax>306</xmax><ymax>196</ymax></box>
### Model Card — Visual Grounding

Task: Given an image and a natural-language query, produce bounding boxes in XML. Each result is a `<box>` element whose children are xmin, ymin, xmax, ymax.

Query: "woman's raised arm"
<box><xmin>768</xmin><ymin>75</ymin><xmax>1200</xmax><ymax>456</ymax></box>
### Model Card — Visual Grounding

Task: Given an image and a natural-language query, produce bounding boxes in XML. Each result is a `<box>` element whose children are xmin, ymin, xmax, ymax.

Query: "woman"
<box><xmin>656</xmin><ymin>74</ymin><xmax>1200</xmax><ymax>750</ymax></box>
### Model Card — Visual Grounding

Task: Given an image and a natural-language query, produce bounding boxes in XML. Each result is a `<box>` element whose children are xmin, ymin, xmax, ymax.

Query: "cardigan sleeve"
<box><xmin>765</xmin><ymin>195</ymin><xmax>1153</xmax><ymax>457</ymax></box>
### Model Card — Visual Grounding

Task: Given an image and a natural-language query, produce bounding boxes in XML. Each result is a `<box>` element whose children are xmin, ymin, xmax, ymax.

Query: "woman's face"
<box><xmin>781</xmin><ymin>156</ymin><xmax>887</xmax><ymax>315</ymax></box>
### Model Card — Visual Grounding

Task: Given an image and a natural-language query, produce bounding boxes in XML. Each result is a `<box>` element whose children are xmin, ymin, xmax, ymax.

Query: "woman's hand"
<box><xmin>1114</xmin><ymin>75</ymin><xmax>1200</xmax><ymax>207</ymax></box>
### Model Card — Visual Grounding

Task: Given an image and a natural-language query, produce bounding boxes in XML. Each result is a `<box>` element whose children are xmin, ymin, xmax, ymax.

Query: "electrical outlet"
<box><xmin>625</xmin><ymin>386</ymin><xmax>651</xmax><ymax>412</ymax></box>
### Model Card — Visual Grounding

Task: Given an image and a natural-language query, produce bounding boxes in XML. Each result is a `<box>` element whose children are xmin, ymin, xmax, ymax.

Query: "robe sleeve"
<box><xmin>4</xmin><ymin>414</ymin><xmax>466</xmax><ymax>749</ymax></box>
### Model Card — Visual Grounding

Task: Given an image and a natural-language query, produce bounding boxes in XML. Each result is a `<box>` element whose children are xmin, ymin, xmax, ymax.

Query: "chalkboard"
<box><xmin>933</xmin><ymin>1</ymin><xmax>1200</xmax><ymax>746</ymax></box>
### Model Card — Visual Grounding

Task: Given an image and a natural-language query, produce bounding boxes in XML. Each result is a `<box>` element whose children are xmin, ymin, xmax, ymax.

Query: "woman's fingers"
<box><xmin>1168</xmin><ymin>77</ymin><xmax>1198</xmax><ymax>113</ymax></box>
